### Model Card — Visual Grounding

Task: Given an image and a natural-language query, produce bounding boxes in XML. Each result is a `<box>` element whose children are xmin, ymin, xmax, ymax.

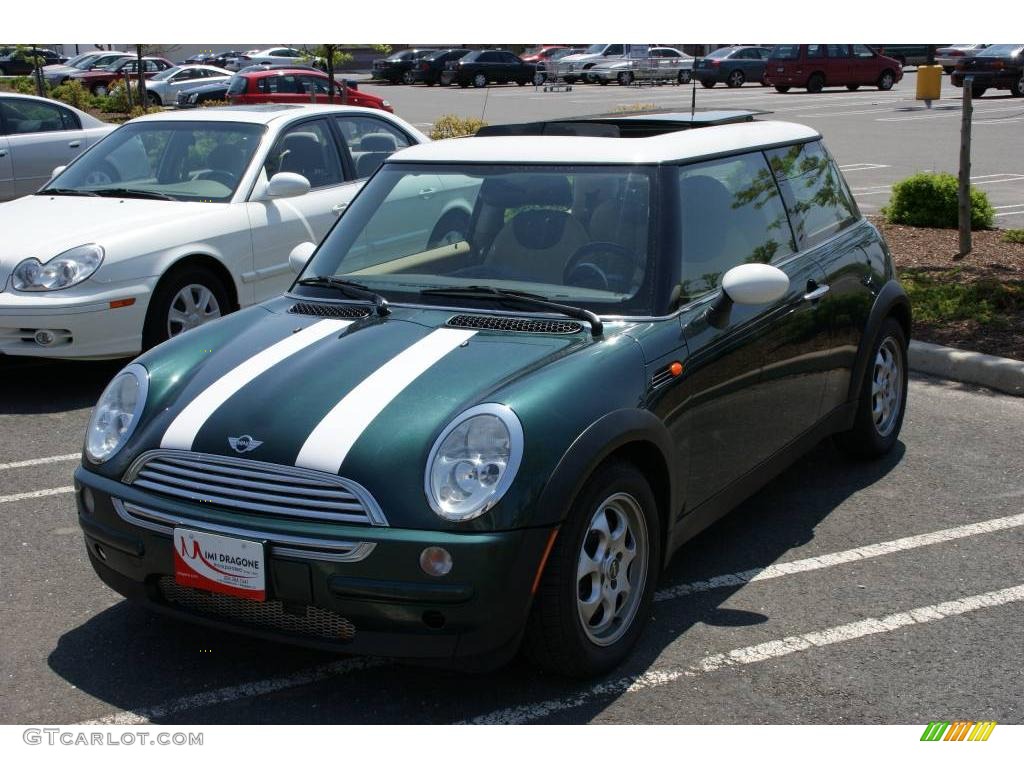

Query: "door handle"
<box><xmin>332</xmin><ymin>202</ymin><xmax>348</xmax><ymax>215</ymax></box>
<box><xmin>803</xmin><ymin>284</ymin><xmax>830</xmax><ymax>302</ymax></box>
<box><xmin>418</xmin><ymin>187</ymin><xmax>436</xmax><ymax>198</ymax></box>
<box><xmin>68</xmin><ymin>141</ymin><xmax>81</xmax><ymax>148</ymax></box>
<box><xmin>0</xmin><ymin>149</ymin><xmax>6</xmax><ymax>158</ymax></box>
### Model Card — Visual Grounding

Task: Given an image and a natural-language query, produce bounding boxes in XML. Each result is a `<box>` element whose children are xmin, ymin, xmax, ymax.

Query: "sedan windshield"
<box><xmin>584</xmin><ymin>44</ymin><xmax>607</xmax><ymax>54</ymax></box>
<box><xmin>43</xmin><ymin>120</ymin><xmax>265</xmax><ymax>203</ymax></box>
<box><xmin>299</xmin><ymin>163</ymin><xmax>661</xmax><ymax>315</ymax></box>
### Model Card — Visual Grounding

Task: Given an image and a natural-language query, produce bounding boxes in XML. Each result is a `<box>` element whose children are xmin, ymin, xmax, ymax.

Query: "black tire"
<box><xmin>91</xmin><ymin>84</ymin><xmax>107</xmax><ymax>96</ymax></box>
<box><xmin>877</xmin><ymin>69</ymin><xmax>896</xmax><ymax>91</ymax></box>
<box><xmin>806</xmin><ymin>72</ymin><xmax>825</xmax><ymax>93</ymax></box>
<box><xmin>678</xmin><ymin>69</ymin><xmax>691</xmax><ymax>84</ymax></box>
<box><xmin>700</xmin><ymin>79</ymin><xmax>716</xmax><ymax>88</ymax></box>
<box><xmin>943</xmin><ymin>66</ymin><xmax>954</xmax><ymax>75</ymax></box>
<box><xmin>472</xmin><ymin>73</ymin><xmax>487</xmax><ymax>88</ymax></box>
<box><xmin>726</xmin><ymin>69</ymin><xmax>745</xmax><ymax>88</ymax></box>
<box><xmin>846</xmin><ymin>84</ymin><xmax>860</xmax><ymax>91</ymax></box>
<box><xmin>1011</xmin><ymin>72</ymin><xmax>1024</xmax><ymax>97</ymax></box>
<box><xmin>402</xmin><ymin>70</ymin><xmax>416</xmax><ymax>85</ymax></box>
<box><xmin>427</xmin><ymin>209</ymin><xmax>471</xmax><ymax>249</ymax></box>
<box><xmin>0</xmin><ymin>66</ymin><xmax>7</xmax><ymax>76</ymax></box>
<box><xmin>617</xmin><ymin>70</ymin><xmax>633</xmax><ymax>86</ymax></box>
<box><xmin>142</xmin><ymin>264</ymin><xmax>231</xmax><ymax>351</ymax></box>
<box><xmin>834</xmin><ymin>318</ymin><xmax>908</xmax><ymax>459</ymax></box>
<box><xmin>774</xmin><ymin>84</ymin><xmax>791</xmax><ymax>93</ymax></box>
<box><xmin>146</xmin><ymin>91</ymin><xmax>161</xmax><ymax>106</ymax></box>
<box><xmin>971</xmin><ymin>85</ymin><xmax>987</xmax><ymax>99</ymax></box>
<box><xmin>524</xmin><ymin>460</ymin><xmax>661</xmax><ymax>678</ymax></box>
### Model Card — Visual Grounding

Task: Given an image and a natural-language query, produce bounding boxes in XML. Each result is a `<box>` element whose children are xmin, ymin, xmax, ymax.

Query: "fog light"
<box><xmin>81</xmin><ymin>486</ymin><xmax>95</xmax><ymax>515</ymax></box>
<box><xmin>34</xmin><ymin>329</ymin><xmax>56</xmax><ymax>346</ymax></box>
<box><xmin>419</xmin><ymin>546</ymin><xmax>453</xmax><ymax>577</ymax></box>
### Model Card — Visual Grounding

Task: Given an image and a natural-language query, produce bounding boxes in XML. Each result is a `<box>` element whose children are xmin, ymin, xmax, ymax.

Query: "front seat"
<box><xmin>205</xmin><ymin>144</ymin><xmax>246</xmax><ymax>179</ymax></box>
<box><xmin>354</xmin><ymin>133</ymin><xmax>398</xmax><ymax>178</ymax></box>
<box><xmin>278</xmin><ymin>132</ymin><xmax>332</xmax><ymax>187</ymax></box>
<box><xmin>484</xmin><ymin>176</ymin><xmax>589</xmax><ymax>285</ymax></box>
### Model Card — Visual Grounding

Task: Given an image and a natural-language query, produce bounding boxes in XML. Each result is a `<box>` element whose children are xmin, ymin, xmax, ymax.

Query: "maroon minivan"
<box><xmin>765</xmin><ymin>44</ymin><xmax>903</xmax><ymax>93</ymax></box>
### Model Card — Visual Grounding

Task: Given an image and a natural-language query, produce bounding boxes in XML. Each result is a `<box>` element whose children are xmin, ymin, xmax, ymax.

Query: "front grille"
<box><xmin>447</xmin><ymin>314</ymin><xmax>583</xmax><ymax>334</ymax></box>
<box><xmin>288</xmin><ymin>302</ymin><xmax>371</xmax><ymax>319</ymax></box>
<box><xmin>158</xmin><ymin>577</ymin><xmax>356</xmax><ymax>641</ymax></box>
<box><xmin>124</xmin><ymin>450</ymin><xmax>387</xmax><ymax>526</ymax></box>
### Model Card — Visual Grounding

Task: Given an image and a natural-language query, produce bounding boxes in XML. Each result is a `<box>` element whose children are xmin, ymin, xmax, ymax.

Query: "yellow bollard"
<box><xmin>916</xmin><ymin>64</ymin><xmax>943</xmax><ymax>100</ymax></box>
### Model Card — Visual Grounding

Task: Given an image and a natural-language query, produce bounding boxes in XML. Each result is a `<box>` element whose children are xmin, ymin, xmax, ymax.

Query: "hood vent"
<box><xmin>447</xmin><ymin>314</ymin><xmax>583</xmax><ymax>335</ymax></box>
<box><xmin>288</xmin><ymin>302</ymin><xmax>371</xmax><ymax>319</ymax></box>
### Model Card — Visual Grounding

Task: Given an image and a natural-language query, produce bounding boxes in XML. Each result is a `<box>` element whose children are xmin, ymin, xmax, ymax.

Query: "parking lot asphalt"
<box><xmin>1</xmin><ymin>361</ymin><xmax>1022</xmax><ymax>724</ymax></box>
<box><xmin>360</xmin><ymin>70</ymin><xmax>1024</xmax><ymax>226</ymax></box>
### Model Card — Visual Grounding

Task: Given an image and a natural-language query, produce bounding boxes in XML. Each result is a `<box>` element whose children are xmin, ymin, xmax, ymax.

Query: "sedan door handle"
<box><xmin>332</xmin><ymin>202</ymin><xmax>348</xmax><ymax>215</ymax></box>
<box><xmin>68</xmin><ymin>140</ymin><xmax>81</xmax><ymax>148</ymax></box>
<box><xmin>803</xmin><ymin>284</ymin><xmax>830</xmax><ymax>302</ymax></box>
<box><xmin>0</xmin><ymin>149</ymin><xmax>7</xmax><ymax>158</ymax></box>
<box><xmin>418</xmin><ymin>187</ymin><xmax>436</xmax><ymax>198</ymax></box>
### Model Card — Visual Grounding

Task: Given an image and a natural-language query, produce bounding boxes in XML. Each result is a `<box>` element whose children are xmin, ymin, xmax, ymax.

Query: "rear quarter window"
<box><xmin>769</xmin><ymin>46</ymin><xmax>802</xmax><ymax>60</ymax></box>
<box><xmin>766</xmin><ymin>141</ymin><xmax>859</xmax><ymax>250</ymax></box>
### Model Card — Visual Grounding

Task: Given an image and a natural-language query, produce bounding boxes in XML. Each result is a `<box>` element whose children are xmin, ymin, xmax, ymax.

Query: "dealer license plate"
<box><xmin>173</xmin><ymin>528</ymin><xmax>266</xmax><ymax>601</ymax></box>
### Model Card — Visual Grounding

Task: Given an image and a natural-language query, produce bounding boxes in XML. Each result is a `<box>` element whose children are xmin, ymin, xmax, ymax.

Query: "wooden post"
<box><xmin>958</xmin><ymin>76</ymin><xmax>973</xmax><ymax>256</ymax></box>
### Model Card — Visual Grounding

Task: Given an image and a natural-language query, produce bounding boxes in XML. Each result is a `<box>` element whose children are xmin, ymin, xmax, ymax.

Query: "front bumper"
<box><xmin>0</xmin><ymin>280</ymin><xmax>152</xmax><ymax>359</ymax></box>
<box><xmin>75</xmin><ymin>466</ymin><xmax>553</xmax><ymax>663</ymax></box>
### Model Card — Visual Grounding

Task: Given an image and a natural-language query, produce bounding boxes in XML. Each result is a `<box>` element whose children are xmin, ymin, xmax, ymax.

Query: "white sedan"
<box><xmin>0</xmin><ymin>104</ymin><xmax>483</xmax><ymax>360</ymax></box>
<box><xmin>0</xmin><ymin>93</ymin><xmax>114</xmax><ymax>201</ymax></box>
<box><xmin>143</xmin><ymin>64</ymin><xmax>233</xmax><ymax>106</ymax></box>
<box><xmin>226</xmin><ymin>47</ymin><xmax>306</xmax><ymax>71</ymax></box>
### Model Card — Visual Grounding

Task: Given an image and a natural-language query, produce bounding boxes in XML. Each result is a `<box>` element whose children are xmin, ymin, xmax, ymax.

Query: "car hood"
<box><xmin>111</xmin><ymin>297</ymin><xmax>647</xmax><ymax>529</ymax></box>
<box><xmin>559</xmin><ymin>53</ymin><xmax>604</xmax><ymax>63</ymax></box>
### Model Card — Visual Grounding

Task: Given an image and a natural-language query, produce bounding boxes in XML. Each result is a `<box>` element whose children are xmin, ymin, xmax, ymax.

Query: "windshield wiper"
<box><xmin>37</xmin><ymin>187</ymin><xmax>98</xmax><ymax>197</ymax></box>
<box><xmin>296</xmin><ymin>275</ymin><xmax>390</xmax><ymax>316</ymax></box>
<box><xmin>420</xmin><ymin>285</ymin><xmax>603</xmax><ymax>336</ymax></box>
<box><xmin>92</xmin><ymin>187</ymin><xmax>176</xmax><ymax>201</ymax></box>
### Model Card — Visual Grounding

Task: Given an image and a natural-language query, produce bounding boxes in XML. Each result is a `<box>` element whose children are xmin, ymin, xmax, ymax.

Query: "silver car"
<box><xmin>936</xmin><ymin>44</ymin><xmax>991</xmax><ymax>73</ymax></box>
<box><xmin>142</xmin><ymin>64</ymin><xmax>232</xmax><ymax>106</ymax></box>
<box><xmin>0</xmin><ymin>93</ymin><xmax>114</xmax><ymax>201</ymax></box>
<box><xmin>43</xmin><ymin>51</ymin><xmax>130</xmax><ymax>87</ymax></box>
<box><xmin>588</xmin><ymin>47</ymin><xmax>694</xmax><ymax>85</ymax></box>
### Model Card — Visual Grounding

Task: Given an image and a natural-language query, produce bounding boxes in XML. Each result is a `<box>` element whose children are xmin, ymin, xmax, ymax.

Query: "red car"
<box><xmin>226</xmin><ymin>69</ymin><xmax>393</xmax><ymax>112</ymax></box>
<box><xmin>765</xmin><ymin>44</ymin><xmax>902</xmax><ymax>93</ymax></box>
<box><xmin>71</xmin><ymin>56</ymin><xmax>174</xmax><ymax>95</ymax></box>
<box><xmin>519</xmin><ymin>45</ymin><xmax>571</xmax><ymax>64</ymax></box>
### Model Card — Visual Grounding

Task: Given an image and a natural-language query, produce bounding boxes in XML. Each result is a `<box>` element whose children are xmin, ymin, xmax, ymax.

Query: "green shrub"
<box><xmin>882</xmin><ymin>171</ymin><xmax>994</xmax><ymax>229</ymax></box>
<box><xmin>98</xmin><ymin>81</ymin><xmax>131</xmax><ymax>113</ymax></box>
<box><xmin>1004</xmin><ymin>229</ymin><xmax>1024</xmax><ymax>244</ymax></box>
<box><xmin>429</xmin><ymin>115</ymin><xmax>488</xmax><ymax>140</ymax></box>
<box><xmin>49</xmin><ymin>79</ymin><xmax>97</xmax><ymax>110</ymax></box>
<box><xmin>10</xmin><ymin>76</ymin><xmax>38</xmax><ymax>94</ymax></box>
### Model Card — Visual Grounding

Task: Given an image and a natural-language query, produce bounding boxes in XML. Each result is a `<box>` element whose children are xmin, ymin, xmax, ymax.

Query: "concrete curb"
<box><xmin>909</xmin><ymin>340</ymin><xmax>1024</xmax><ymax>397</ymax></box>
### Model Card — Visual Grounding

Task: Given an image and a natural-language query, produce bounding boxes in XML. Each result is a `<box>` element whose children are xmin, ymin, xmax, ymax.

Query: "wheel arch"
<box><xmin>152</xmin><ymin>252</ymin><xmax>241</xmax><ymax>313</ymax></box>
<box><xmin>847</xmin><ymin>279</ymin><xmax>912</xmax><ymax>403</ymax></box>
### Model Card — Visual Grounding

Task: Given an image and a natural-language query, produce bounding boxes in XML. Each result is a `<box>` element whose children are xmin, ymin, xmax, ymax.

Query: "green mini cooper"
<box><xmin>75</xmin><ymin>115</ymin><xmax>910</xmax><ymax>677</ymax></box>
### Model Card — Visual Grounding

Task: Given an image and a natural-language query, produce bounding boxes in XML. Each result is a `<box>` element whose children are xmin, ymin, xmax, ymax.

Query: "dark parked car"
<box><xmin>693</xmin><ymin>46</ymin><xmax>773</xmax><ymax>88</ymax></box>
<box><xmin>765</xmin><ymin>44</ymin><xmax>903</xmax><ymax>93</ymax></box>
<box><xmin>872</xmin><ymin>44</ymin><xmax>949</xmax><ymax>68</ymax></box>
<box><xmin>951</xmin><ymin>44</ymin><xmax>1024</xmax><ymax>98</ymax></box>
<box><xmin>0</xmin><ymin>47</ymin><xmax>64</xmax><ymax>76</ymax></box>
<box><xmin>372</xmin><ymin>48</ymin><xmax>437</xmax><ymax>84</ymax></box>
<box><xmin>412</xmin><ymin>48</ymin><xmax>471</xmax><ymax>86</ymax></box>
<box><xmin>175</xmin><ymin>79</ymin><xmax>231</xmax><ymax>107</ymax></box>
<box><xmin>75</xmin><ymin>114</ymin><xmax>910</xmax><ymax>677</ymax></box>
<box><xmin>70</xmin><ymin>56</ymin><xmax>175</xmax><ymax>95</ymax></box>
<box><xmin>442</xmin><ymin>49</ymin><xmax>536</xmax><ymax>87</ymax></box>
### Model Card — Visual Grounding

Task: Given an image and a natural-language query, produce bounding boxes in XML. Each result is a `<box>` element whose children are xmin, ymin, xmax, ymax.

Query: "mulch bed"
<box><xmin>872</xmin><ymin>217</ymin><xmax>1024</xmax><ymax>361</ymax></box>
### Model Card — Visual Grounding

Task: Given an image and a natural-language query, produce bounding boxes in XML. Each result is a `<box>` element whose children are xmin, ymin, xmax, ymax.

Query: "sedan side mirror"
<box><xmin>265</xmin><ymin>172</ymin><xmax>311</xmax><ymax>199</ymax></box>
<box><xmin>289</xmin><ymin>241</ymin><xmax>316</xmax><ymax>274</ymax></box>
<box><xmin>707</xmin><ymin>263</ymin><xmax>789</xmax><ymax>328</ymax></box>
<box><xmin>51</xmin><ymin>165</ymin><xmax>66</xmax><ymax>179</ymax></box>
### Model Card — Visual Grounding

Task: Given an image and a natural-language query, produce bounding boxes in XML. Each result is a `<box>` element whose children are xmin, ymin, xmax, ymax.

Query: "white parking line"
<box><xmin>0</xmin><ymin>453</ymin><xmax>80</xmax><ymax>471</ymax></box>
<box><xmin>877</xmin><ymin>105</ymin><xmax>1024</xmax><ymax>121</ymax></box>
<box><xmin>838</xmin><ymin>163</ymin><xmax>891</xmax><ymax>172</ymax></box>
<box><xmin>0</xmin><ymin>486</ymin><xmax>74</xmax><ymax>504</ymax></box>
<box><xmin>78</xmin><ymin>657</ymin><xmax>388</xmax><ymax>725</ymax></box>
<box><xmin>654</xmin><ymin>512</ymin><xmax>1024</xmax><ymax>602</ymax></box>
<box><xmin>995</xmin><ymin>210</ymin><xmax>1024</xmax><ymax>218</ymax></box>
<box><xmin>467</xmin><ymin>583</ymin><xmax>1024</xmax><ymax>724</ymax></box>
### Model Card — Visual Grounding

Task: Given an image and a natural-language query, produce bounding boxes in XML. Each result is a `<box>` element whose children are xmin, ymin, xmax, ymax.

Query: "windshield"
<box><xmin>583</xmin><ymin>44</ymin><xmax>607</xmax><ymax>54</ymax></box>
<box><xmin>979</xmin><ymin>44</ymin><xmax>1023</xmax><ymax>57</ymax></box>
<box><xmin>44</xmin><ymin>120</ymin><xmax>265</xmax><ymax>203</ymax></box>
<box><xmin>769</xmin><ymin>45</ymin><xmax>801</xmax><ymax>60</ymax></box>
<box><xmin>298</xmin><ymin>163</ymin><xmax>660</xmax><ymax>315</ymax></box>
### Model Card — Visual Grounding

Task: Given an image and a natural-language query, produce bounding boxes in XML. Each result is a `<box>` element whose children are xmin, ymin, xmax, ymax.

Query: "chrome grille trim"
<box><xmin>112</xmin><ymin>499</ymin><xmax>376</xmax><ymax>563</ymax></box>
<box><xmin>124</xmin><ymin>449</ymin><xmax>387</xmax><ymax>526</ymax></box>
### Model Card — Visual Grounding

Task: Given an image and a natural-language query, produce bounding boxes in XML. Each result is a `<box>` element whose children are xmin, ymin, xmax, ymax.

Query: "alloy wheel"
<box><xmin>871</xmin><ymin>337</ymin><xmax>904</xmax><ymax>437</ymax></box>
<box><xmin>167</xmin><ymin>283</ymin><xmax>222</xmax><ymax>338</ymax></box>
<box><xmin>728</xmin><ymin>70</ymin><xmax>745</xmax><ymax>87</ymax></box>
<box><xmin>576</xmin><ymin>492</ymin><xmax>649</xmax><ymax>647</ymax></box>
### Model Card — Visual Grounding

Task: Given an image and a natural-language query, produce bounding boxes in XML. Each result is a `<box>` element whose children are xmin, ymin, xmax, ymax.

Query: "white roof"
<box><xmin>390</xmin><ymin>120</ymin><xmax>820</xmax><ymax>165</ymax></box>
<box><xmin>129</xmin><ymin>104</ymin><xmax>396</xmax><ymax>126</ymax></box>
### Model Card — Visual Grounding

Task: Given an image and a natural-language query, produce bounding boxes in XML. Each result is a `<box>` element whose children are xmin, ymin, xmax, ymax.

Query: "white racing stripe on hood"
<box><xmin>295</xmin><ymin>327</ymin><xmax>476</xmax><ymax>474</ymax></box>
<box><xmin>161</xmin><ymin>319</ymin><xmax>353</xmax><ymax>451</ymax></box>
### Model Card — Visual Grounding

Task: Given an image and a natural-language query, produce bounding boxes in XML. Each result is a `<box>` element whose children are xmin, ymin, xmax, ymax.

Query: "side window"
<box><xmin>58</xmin><ymin>105</ymin><xmax>81</xmax><ymax>130</ymax></box>
<box><xmin>678</xmin><ymin>152</ymin><xmax>796</xmax><ymax>300</ymax></box>
<box><xmin>766</xmin><ymin>141</ymin><xmax>858</xmax><ymax>250</ymax></box>
<box><xmin>852</xmin><ymin>44</ymin><xmax>875</xmax><ymax>58</ymax></box>
<box><xmin>334</xmin><ymin>115</ymin><xmax>411</xmax><ymax>179</ymax></box>
<box><xmin>827</xmin><ymin>45</ymin><xmax>850</xmax><ymax>58</ymax></box>
<box><xmin>807</xmin><ymin>44</ymin><xmax>825</xmax><ymax>59</ymax></box>
<box><xmin>479</xmin><ymin>52</ymin><xmax>498</xmax><ymax>63</ymax></box>
<box><xmin>605</xmin><ymin>45</ymin><xmax>624</xmax><ymax>56</ymax></box>
<box><xmin>740</xmin><ymin>48</ymin><xmax>760</xmax><ymax>59</ymax></box>
<box><xmin>264</xmin><ymin>120</ymin><xmax>343</xmax><ymax>188</ymax></box>
<box><xmin>0</xmin><ymin>98</ymin><xmax>72</xmax><ymax>135</ymax></box>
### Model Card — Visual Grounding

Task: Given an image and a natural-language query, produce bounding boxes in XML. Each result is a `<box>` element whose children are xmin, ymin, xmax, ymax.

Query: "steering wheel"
<box><xmin>563</xmin><ymin>242</ymin><xmax>637</xmax><ymax>292</ymax></box>
<box><xmin>195</xmin><ymin>170</ymin><xmax>237</xmax><ymax>187</ymax></box>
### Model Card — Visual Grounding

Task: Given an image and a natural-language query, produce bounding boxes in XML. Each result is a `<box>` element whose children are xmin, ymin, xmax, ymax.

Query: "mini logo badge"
<box><xmin>228</xmin><ymin>435</ymin><xmax>262</xmax><ymax>453</ymax></box>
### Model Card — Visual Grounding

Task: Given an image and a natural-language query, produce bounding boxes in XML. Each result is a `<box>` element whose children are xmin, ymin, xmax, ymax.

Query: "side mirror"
<box><xmin>289</xmin><ymin>241</ymin><xmax>316</xmax><ymax>274</ymax></box>
<box><xmin>51</xmin><ymin>165</ymin><xmax>66</xmax><ymax>179</ymax></box>
<box><xmin>264</xmin><ymin>172</ymin><xmax>310</xmax><ymax>199</ymax></box>
<box><xmin>707</xmin><ymin>263</ymin><xmax>789</xmax><ymax>328</ymax></box>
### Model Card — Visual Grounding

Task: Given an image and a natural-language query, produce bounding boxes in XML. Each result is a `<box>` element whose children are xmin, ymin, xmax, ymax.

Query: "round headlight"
<box><xmin>425</xmin><ymin>404</ymin><xmax>523</xmax><ymax>522</ymax></box>
<box><xmin>84</xmin><ymin>363</ymin><xmax>148</xmax><ymax>464</ymax></box>
<box><xmin>12</xmin><ymin>244</ymin><xmax>104</xmax><ymax>292</ymax></box>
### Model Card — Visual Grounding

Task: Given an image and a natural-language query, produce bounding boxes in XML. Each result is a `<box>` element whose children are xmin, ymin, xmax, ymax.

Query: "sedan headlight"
<box><xmin>425</xmin><ymin>404</ymin><xmax>523</xmax><ymax>522</ymax></box>
<box><xmin>12</xmin><ymin>244</ymin><xmax>104</xmax><ymax>292</ymax></box>
<box><xmin>84</xmin><ymin>363</ymin><xmax>148</xmax><ymax>464</ymax></box>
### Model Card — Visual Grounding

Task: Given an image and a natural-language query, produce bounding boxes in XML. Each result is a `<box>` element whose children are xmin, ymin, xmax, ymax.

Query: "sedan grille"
<box><xmin>124</xmin><ymin>450</ymin><xmax>387</xmax><ymax>526</ymax></box>
<box><xmin>158</xmin><ymin>577</ymin><xmax>356</xmax><ymax>641</ymax></box>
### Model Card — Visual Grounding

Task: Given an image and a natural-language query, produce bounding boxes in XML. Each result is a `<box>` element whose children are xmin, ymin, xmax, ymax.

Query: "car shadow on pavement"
<box><xmin>0</xmin><ymin>357</ymin><xmax>126</xmax><ymax>414</ymax></box>
<box><xmin>47</xmin><ymin>438</ymin><xmax>906</xmax><ymax>724</ymax></box>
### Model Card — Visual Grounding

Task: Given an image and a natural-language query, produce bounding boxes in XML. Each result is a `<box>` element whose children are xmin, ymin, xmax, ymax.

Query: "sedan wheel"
<box><xmin>93</xmin><ymin>85</ymin><xmax>107</xmax><ymax>96</ymax></box>
<box><xmin>618</xmin><ymin>70</ymin><xmax>634</xmax><ymax>86</ymax></box>
<box><xmin>143</xmin><ymin>266</ymin><xmax>231</xmax><ymax>350</ymax></box>
<box><xmin>877</xmin><ymin>70</ymin><xmax>895</xmax><ymax>91</ymax></box>
<box><xmin>473</xmin><ymin>73</ymin><xmax>487</xmax><ymax>88</ymax></box>
<box><xmin>402</xmin><ymin>70</ymin><xmax>416</xmax><ymax>85</ymax></box>
<box><xmin>167</xmin><ymin>284</ymin><xmax>222</xmax><ymax>338</ymax></box>
<box><xmin>1011</xmin><ymin>74</ymin><xmax>1024</xmax><ymax>97</ymax></box>
<box><xmin>678</xmin><ymin>69</ymin><xmax>691</xmax><ymax>84</ymax></box>
<box><xmin>726</xmin><ymin>69</ymin><xmax>745</xmax><ymax>87</ymax></box>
